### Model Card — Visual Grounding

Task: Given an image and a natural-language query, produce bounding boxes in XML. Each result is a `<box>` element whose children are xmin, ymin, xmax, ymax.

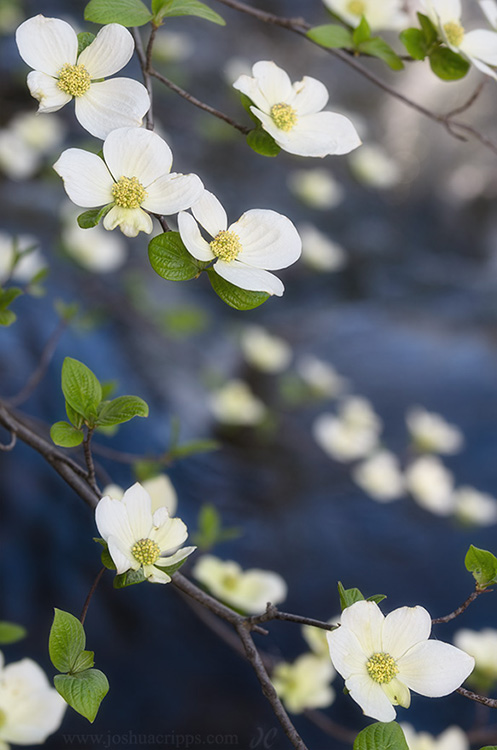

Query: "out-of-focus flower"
<box><xmin>453</xmin><ymin>486</ymin><xmax>497</xmax><ymax>526</ymax></box>
<box><xmin>208</xmin><ymin>379</ymin><xmax>266</xmax><ymax>426</ymax></box>
<box><xmin>223</xmin><ymin>57</ymin><xmax>252</xmax><ymax>85</ymax></box>
<box><xmin>401</xmin><ymin>724</ymin><xmax>469</xmax><ymax>750</ymax></box>
<box><xmin>302</xmin><ymin>617</ymin><xmax>339</xmax><ymax>658</ymax></box>
<box><xmin>327</xmin><ymin>600</ymin><xmax>474</xmax><ymax>722</ymax></box>
<box><xmin>480</xmin><ymin>0</ymin><xmax>497</xmax><ymax>28</ymax></box>
<box><xmin>103</xmin><ymin>474</ymin><xmax>177</xmax><ymax>518</ymax></box>
<box><xmin>0</xmin><ymin>652</ymin><xmax>66</xmax><ymax>747</ymax></box>
<box><xmin>349</xmin><ymin>144</ymin><xmax>402</xmax><ymax>189</ymax></box>
<box><xmin>406</xmin><ymin>407</ymin><xmax>464</xmax><ymax>454</ymax></box>
<box><xmin>16</xmin><ymin>15</ymin><xmax>150</xmax><ymax>138</ymax></box>
<box><xmin>353</xmin><ymin>451</ymin><xmax>405</xmax><ymax>502</ymax></box>
<box><xmin>179</xmin><ymin>190</ymin><xmax>301</xmax><ymax>296</ymax></box>
<box><xmin>313</xmin><ymin>396</ymin><xmax>382</xmax><ymax>462</ymax></box>
<box><xmin>62</xmin><ymin>220</ymin><xmax>127</xmax><ymax>273</ymax></box>
<box><xmin>323</xmin><ymin>0</ymin><xmax>409</xmax><ymax>30</ymax></box>
<box><xmin>405</xmin><ymin>456</ymin><xmax>454</xmax><ymax>515</ymax></box>
<box><xmin>233</xmin><ymin>61</ymin><xmax>361</xmax><ymax>158</ymax></box>
<box><xmin>95</xmin><ymin>482</ymin><xmax>195</xmax><ymax>584</ymax></box>
<box><xmin>297</xmin><ymin>356</ymin><xmax>349</xmax><ymax>398</ymax></box>
<box><xmin>0</xmin><ymin>233</ymin><xmax>46</xmax><ymax>284</ymax></box>
<box><xmin>240</xmin><ymin>326</ymin><xmax>292</xmax><ymax>373</ymax></box>
<box><xmin>287</xmin><ymin>168</ymin><xmax>344</xmax><ymax>210</ymax></box>
<box><xmin>54</xmin><ymin>127</ymin><xmax>203</xmax><ymax>238</ymax></box>
<box><xmin>298</xmin><ymin>224</ymin><xmax>347</xmax><ymax>272</ymax></box>
<box><xmin>193</xmin><ymin>555</ymin><xmax>287</xmax><ymax>613</ymax></box>
<box><xmin>272</xmin><ymin>654</ymin><xmax>336</xmax><ymax>713</ymax></box>
<box><xmin>152</xmin><ymin>30</ymin><xmax>194</xmax><ymax>63</ymax></box>
<box><xmin>454</xmin><ymin>629</ymin><xmax>497</xmax><ymax>691</ymax></box>
<box><xmin>0</xmin><ymin>112</ymin><xmax>65</xmax><ymax>180</ymax></box>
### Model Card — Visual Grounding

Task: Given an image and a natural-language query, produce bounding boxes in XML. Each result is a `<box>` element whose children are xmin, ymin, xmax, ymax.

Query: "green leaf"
<box><xmin>94</xmin><ymin>539</ymin><xmax>116</xmax><ymax>570</ymax></box>
<box><xmin>400</xmin><ymin>28</ymin><xmax>428</xmax><ymax>60</ymax></box>
<box><xmin>479</xmin><ymin>746</ymin><xmax>497</xmax><ymax>749</ymax></box>
<box><xmin>465</xmin><ymin>545</ymin><xmax>497</xmax><ymax>587</ymax></box>
<box><xmin>72</xmin><ymin>650</ymin><xmax>95</xmax><ymax>673</ymax></box>
<box><xmin>66</xmin><ymin>401</ymin><xmax>84</xmax><ymax>430</ymax></box>
<box><xmin>354</xmin><ymin>722</ymin><xmax>409</xmax><ymax>750</ymax></box>
<box><xmin>113</xmin><ymin>568</ymin><xmax>147</xmax><ymax>588</ymax></box>
<box><xmin>353</xmin><ymin>15</ymin><xmax>371</xmax><ymax>46</ymax></box>
<box><xmin>49</xmin><ymin>609</ymin><xmax>86</xmax><ymax>674</ymax></box>
<box><xmin>148</xmin><ymin>232</ymin><xmax>205</xmax><ymax>281</ymax></box>
<box><xmin>306</xmin><ymin>23</ymin><xmax>353</xmax><ymax>49</ymax></box>
<box><xmin>0</xmin><ymin>621</ymin><xmax>27</xmax><ymax>644</ymax></box>
<box><xmin>168</xmin><ymin>438</ymin><xmax>219</xmax><ymax>460</ymax></box>
<box><xmin>207</xmin><ymin>269</ymin><xmax>270</xmax><ymax>310</ymax></box>
<box><xmin>417</xmin><ymin>12</ymin><xmax>438</xmax><ymax>47</ymax></box>
<box><xmin>429</xmin><ymin>47</ymin><xmax>470</xmax><ymax>80</ymax></box>
<box><xmin>239</xmin><ymin>93</ymin><xmax>260</xmax><ymax>123</ymax></box>
<box><xmin>154</xmin><ymin>556</ymin><xmax>190</xmax><ymax>576</ymax></box>
<box><xmin>77</xmin><ymin>204</ymin><xmax>113</xmax><ymax>229</ymax></box>
<box><xmin>367</xmin><ymin>594</ymin><xmax>387</xmax><ymax>605</ymax></box>
<box><xmin>246</xmin><ymin>128</ymin><xmax>281</xmax><ymax>157</ymax></box>
<box><xmin>97</xmin><ymin>395</ymin><xmax>149</xmax><ymax>427</ymax></box>
<box><xmin>50</xmin><ymin>421</ymin><xmax>84</xmax><ymax>448</ymax></box>
<box><xmin>84</xmin><ymin>0</ymin><xmax>153</xmax><ymax>26</ymax></box>
<box><xmin>54</xmin><ymin>669</ymin><xmax>109</xmax><ymax>723</ymax></box>
<box><xmin>0</xmin><ymin>287</ymin><xmax>22</xmax><ymax>310</ymax></box>
<box><xmin>153</xmin><ymin>0</ymin><xmax>225</xmax><ymax>25</ymax></box>
<box><xmin>0</xmin><ymin>309</ymin><xmax>16</xmax><ymax>327</ymax></box>
<box><xmin>55</xmin><ymin>300</ymin><xmax>79</xmax><ymax>323</ymax></box>
<box><xmin>61</xmin><ymin>357</ymin><xmax>102</xmax><ymax>422</ymax></box>
<box><xmin>192</xmin><ymin>504</ymin><xmax>241</xmax><ymax>551</ymax></box>
<box><xmin>359</xmin><ymin>37</ymin><xmax>404</xmax><ymax>70</ymax></box>
<box><xmin>338</xmin><ymin>581</ymin><xmax>365</xmax><ymax>610</ymax></box>
<box><xmin>100</xmin><ymin>380</ymin><xmax>118</xmax><ymax>400</ymax></box>
<box><xmin>77</xmin><ymin>31</ymin><xmax>96</xmax><ymax>55</ymax></box>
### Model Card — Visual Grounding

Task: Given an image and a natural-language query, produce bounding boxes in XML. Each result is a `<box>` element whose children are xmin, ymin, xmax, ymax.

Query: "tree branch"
<box><xmin>249</xmin><ymin>602</ymin><xmax>337</xmax><ymax>631</ymax></box>
<box><xmin>432</xmin><ymin>587</ymin><xmax>489</xmax><ymax>624</ymax></box>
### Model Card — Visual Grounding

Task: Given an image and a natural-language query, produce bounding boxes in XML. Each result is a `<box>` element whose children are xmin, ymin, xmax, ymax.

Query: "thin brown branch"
<box><xmin>131</xmin><ymin>27</ymin><xmax>154</xmax><ymax>129</ymax></box>
<box><xmin>0</xmin><ymin>430</ymin><xmax>16</xmax><ymax>451</ymax></box>
<box><xmin>80</xmin><ymin>567</ymin><xmax>106</xmax><ymax>626</ymax></box>
<box><xmin>83</xmin><ymin>427</ymin><xmax>100</xmax><ymax>495</ymax></box>
<box><xmin>457</xmin><ymin>687</ymin><xmax>497</xmax><ymax>709</ymax></box>
<box><xmin>250</xmin><ymin>603</ymin><xmax>337</xmax><ymax>631</ymax></box>
<box><xmin>9</xmin><ymin>319</ymin><xmax>67</xmax><ymax>407</ymax></box>
<box><xmin>432</xmin><ymin>587</ymin><xmax>489</xmax><ymax>624</ymax></box>
<box><xmin>446</xmin><ymin>80</ymin><xmax>487</xmax><ymax>118</ymax></box>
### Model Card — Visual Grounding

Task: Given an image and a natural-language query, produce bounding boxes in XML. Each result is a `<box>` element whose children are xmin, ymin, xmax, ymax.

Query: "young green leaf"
<box><xmin>207</xmin><ymin>269</ymin><xmax>270</xmax><ymax>310</ymax></box>
<box><xmin>417</xmin><ymin>12</ymin><xmax>438</xmax><ymax>47</ymax></box>
<box><xmin>54</xmin><ymin>669</ymin><xmax>109</xmax><ymax>723</ymax></box>
<box><xmin>306</xmin><ymin>24</ymin><xmax>353</xmax><ymax>49</ymax></box>
<box><xmin>429</xmin><ymin>47</ymin><xmax>470</xmax><ymax>80</ymax></box>
<box><xmin>359</xmin><ymin>38</ymin><xmax>404</xmax><ymax>70</ymax></box>
<box><xmin>61</xmin><ymin>357</ymin><xmax>102</xmax><ymax>421</ymax></box>
<box><xmin>0</xmin><ymin>621</ymin><xmax>27</xmax><ymax>644</ymax></box>
<box><xmin>353</xmin><ymin>15</ymin><xmax>371</xmax><ymax>46</ymax></box>
<box><xmin>0</xmin><ymin>287</ymin><xmax>22</xmax><ymax>310</ymax></box>
<box><xmin>97</xmin><ymin>395</ymin><xmax>149</xmax><ymax>427</ymax></box>
<box><xmin>71</xmin><ymin>650</ymin><xmax>95</xmax><ymax>673</ymax></box>
<box><xmin>400</xmin><ymin>28</ymin><xmax>428</xmax><ymax>60</ymax></box>
<box><xmin>0</xmin><ymin>309</ymin><xmax>16</xmax><ymax>327</ymax></box>
<box><xmin>84</xmin><ymin>0</ymin><xmax>153</xmax><ymax>27</ymax></box>
<box><xmin>50</xmin><ymin>421</ymin><xmax>84</xmax><ymax>448</ymax></box>
<box><xmin>153</xmin><ymin>0</ymin><xmax>225</xmax><ymax>25</ymax></box>
<box><xmin>465</xmin><ymin>545</ymin><xmax>497</xmax><ymax>587</ymax></box>
<box><xmin>77</xmin><ymin>31</ymin><xmax>96</xmax><ymax>55</ymax></box>
<box><xmin>148</xmin><ymin>232</ymin><xmax>206</xmax><ymax>281</ymax></box>
<box><xmin>353</xmin><ymin>721</ymin><xmax>409</xmax><ymax>750</ymax></box>
<box><xmin>168</xmin><ymin>438</ymin><xmax>219</xmax><ymax>460</ymax></box>
<box><xmin>113</xmin><ymin>568</ymin><xmax>147</xmax><ymax>588</ymax></box>
<box><xmin>65</xmin><ymin>401</ymin><xmax>84</xmax><ymax>430</ymax></box>
<box><xmin>77</xmin><ymin>204</ymin><xmax>112</xmax><ymax>229</ymax></box>
<box><xmin>94</xmin><ymin>539</ymin><xmax>116</xmax><ymax>570</ymax></box>
<box><xmin>49</xmin><ymin>609</ymin><xmax>86</xmax><ymax>674</ymax></box>
<box><xmin>338</xmin><ymin>581</ymin><xmax>365</xmax><ymax>610</ymax></box>
<box><xmin>246</xmin><ymin>128</ymin><xmax>281</xmax><ymax>157</ymax></box>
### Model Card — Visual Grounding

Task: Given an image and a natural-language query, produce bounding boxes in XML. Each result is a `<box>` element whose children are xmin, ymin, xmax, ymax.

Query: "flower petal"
<box><xmin>16</xmin><ymin>15</ymin><xmax>78</xmax><ymax>77</ymax></box>
<box><xmin>340</xmin><ymin>600</ymin><xmax>384</xmax><ymax>655</ymax></box>
<box><xmin>327</xmin><ymin>625</ymin><xmax>370</xmax><ymax>678</ymax></box>
<box><xmin>214</xmin><ymin>260</ymin><xmax>284</xmax><ymax>296</ymax></box>
<box><xmin>345</xmin><ymin>672</ymin><xmax>397</xmax><ymax>721</ymax></box>
<box><xmin>254</xmin><ymin>109</ymin><xmax>361</xmax><ymax>157</ymax></box>
<box><xmin>191</xmin><ymin>190</ymin><xmax>228</xmax><ymax>236</ymax></box>
<box><xmin>292</xmin><ymin>76</ymin><xmax>329</xmax><ymax>116</ymax></box>
<box><xmin>151</xmin><ymin>516</ymin><xmax>188</xmax><ymax>552</ymax></box>
<box><xmin>75</xmin><ymin>79</ymin><xmax>150</xmax><ymax>140</ymax></box>
<box><xmin>26</xmin><ymin>71</ymin><xmax>72</xmax><ymax>114</ymax></box>
<box><xmin>78</xmin><ymin>24</ymin><xmax>134</xmax><ymax>78</ymax></box>
<box><xmin>398</xmin><ymin>640</ymin><xmax>475</xmax><ymax>696</ymax></box>
<box><xmin>156</xmin><ymin>545</ymin><xmax>196</xmax><ymax>568</ymax></box>
<box><xmin>103</xmin><ymin>206</ymin><xmax>153</xmax><ymax>237</ymax></box>
<box><xmin>147</xmin><ymin>567</ymin><xmax>171</xmax><ymax>584</ymax></box>
<box><xmin>382</xmin><ymin>677</ymin><xmax>411</xmax><ymax>708</ymax></box>
<box><xmin>382</xmin><ymin>606</ymin><xmax>432</xmax><ymax>660</ymax></box>
<box><xmin>95</xmin><ymin>496</ymin><xmax>135</xmax><ymax>548</ymax></box>
<box><xmin>460</xmin><ymin>29</ymin><xmax>497</xmax><ymax>65</ymax></box>
<box><xmin>53</xmin><ymin>148</ymin><xmax>114</xmax><ymax>207</ymax></box>
<box><xmin>142</xmin><ymin>172</ymin><xmax>204</xmax><ymax>214</ymax></box>
<box><xmin>178</xmin><ymin>211</ymin><xmax>215</xmax><ymax>261</ymax></box>
<box><xmin>234</xmin><ymin>209</ymin><xmax>301</xmax><ymax>270</ymax></box>
<box><xmin>251</xmin><ymin>60</ymin><xmax>294</xmax><ymax>106</ymax></box>
<box><xmin>104</xmin><ymin>127</ymin><xmax>172</xmax><ymax>185</ymax></box>
<box><xmin>108</xmin><ymin>534</ymin><xmax>135</xmax><ymax>574</ymax></box>
<box><xmin>121</xmin><ymin>482</ymin><xmax>153</xmax><ymax>539</ymax></box>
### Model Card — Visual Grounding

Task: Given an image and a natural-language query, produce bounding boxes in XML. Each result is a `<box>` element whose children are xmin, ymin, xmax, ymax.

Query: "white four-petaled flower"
<box><xmin>322</xmin><ymin>0</ymin><xmax>409</xmax><ymax>31</ymax></box>
<box><xmin>272</xmin><ymin>653</ymin><xmax>336</xmax><ymax>714</ymax></box>
<box><xmin>16</xmin><ymin>15</ymin><xmax>150</xmax><ymax>138</ymax></box>
<box><xmin>54</xmin><ymin>127</ymin><xmax>204</xmax><ymax>238</ymax></box>
<box><xmin>178</xmin><ymin>190</ymin><xmax>301</xmax><ymax>296</ymax></box>
<box><xmin>327</xmin><ymin>600</ymin><xmax>474</xmax><ymax>722</ymax></box>
<box><xmin>233</xmin><ymin>61</ymin><xmax>361</xmax><ymax>158</ymax></box>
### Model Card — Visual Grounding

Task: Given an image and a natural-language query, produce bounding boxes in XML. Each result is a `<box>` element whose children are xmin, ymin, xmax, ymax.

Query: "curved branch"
<box><xmin>432</xmin><ymin>587</ymin><xmax>489</xmax><ymax>624</ymax></box>
<box><xmin>250</xmin><ymin>603</ymin><xmax>337</xmax><ymax>631</ymax></box>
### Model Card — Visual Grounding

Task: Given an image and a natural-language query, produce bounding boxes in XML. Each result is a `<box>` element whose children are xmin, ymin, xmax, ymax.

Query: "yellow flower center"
<box><xmin>57</xmin><ymin>63</ymin><xmax>91</xmax><ymax>97</ymax></box>
<box><xmin>270</xmin><ymin>102</ymin><xmax>298</xmax><ymax>132</ymax></box>
<box><xmin>443</xmin><ymin>21</ymin><xmax>465</xmax><ymax>46</ymax></box>
<box><xmin>210</xmin><ymin>230</ymin><xmax>242</xmax><ymax>262</ymax></box>
<box><xmin>347</xmin><ymin>0</ymin><xmax>366</xmax><ymax>16</ymax></box>
<box><xmin>366</xmin><ymin>652</ymin><xmax>399</xmax><ymax>684</ymax></box>
<box><xmin>221</xmin><ymin>573</ymin><xmax>239</xmax><ymax>590</ymax></box>
<box><xmin>0</xmin><ymin>708</ymin><xmax>6</xmax><ymax>729</ymax></box>
<box><xmin>112</xmin><ymin>176</ymin><xmax>148</xmax><ymax>209</ymax></box>
<box><xmin>131</xmin><ymin>538</ymin><xmax>161</xmax><ymax>566</ymax></box>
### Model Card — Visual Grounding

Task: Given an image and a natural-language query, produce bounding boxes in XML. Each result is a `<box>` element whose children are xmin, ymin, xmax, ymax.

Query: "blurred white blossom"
<box><xmin>0</xmin><ymin>233</ymin><xmax>46</xmax><ymax>284</ymax></box>
<box><xmin>453</xmin><ymin>486</ymin><xmax>497</xmax><ymax>526</ymax></box>
<box><xmin>152</xmin><ymin>30</ymin><xmax>194</xmax><ymax>63</ymax></box>
<box><xmin>302</xmin><ymin>617</ymin><xmax>339</xmax><ymax>658</ymax></box>
<box><xmin>61</xmin><ymin>204</ymin><xmax>127</xmax><ymax>273</ymax></box>
<box><xmin>454</xmin><ymin>629</ymin><xmax>497</xmax><ymax>688</ymax></box>
<box><xmin>298</xmin><ymin>224</ymin><xmax>347</xmax><ymax>272</ymax></box>
<box><xmin>272</xmin><ymin>654</ymin><xmax>336</xmax><ymax>713</ymax></box>
<box><xmin>353</xmin><ymin>451</ymin><xmax>405</xmax><ymax>502</ymax></box>
<box><xmin>287</xmin><ymin>168</ymin><xmax>344</xmax><ymax>210</ymax></box>
<box><xmin>103</xmin><ymin>474</ymin><xmax>177</xmax><ymax>518</ymax></box>
<box><xmin>313</xmin><ymin>396</ymin><xmax>382</xmax><ymax>462</ymax></box>
<box><xmin>323</xmin><ymin>0</ymin><xmax>409</xmax><ymax>30</ymax></box>
<box><xmin>0</xmin><ymin>112</ymin><xmax>64</xmax><ymax>180</ymax></box>
<box><xmin>297</xmin><ymin>356</ymin><xmax>349</xmax><ymax>399</ymax></box>
<box><xmin>405</xmin><ymin>456</ymin><xmax>454</xmax><ymax>515</ymax></box>
<box><xmin>406</xmin><ymin>407</ymin><xmax>464</xmax><ymax>454</ymax></box>
<box><xmin>349</xmin><ymin>144</ymin><xmax>402</xmax><ymax>189</ymax></box>
<box><xmin>480</xmin><ymin>0</ymin><xmax>497</xmax><ymax>28</ymax></box>
<box><xmin>240</xmin><ymin>326</ymin><xmax>292</xmax><ymax>373</ymax></box>
<box><xmin>401</xmin><ymin>724</ymin><xmax>469</xmax><ymax>750</ymax></box>
<box><xmin>208</xmin><ymin>380</ymin><xmax>266</xmax><ymax>426</ymax></box>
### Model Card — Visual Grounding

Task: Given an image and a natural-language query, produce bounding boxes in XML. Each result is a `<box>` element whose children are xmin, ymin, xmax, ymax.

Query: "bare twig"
<box><xmin>83</xmin><ymin>427</ymin><xmax>100</xmax><ymax>495</ymax></box>
<box><xmin>457</xmin><ymin>687</ymin><xmax>497</xmax><ymax>709</ymax></box>
<box><xmin>131</xmin><ymin>27</ymin><xmax>154</xmax><ymax>129</ymax></box>
<box><xmin>9</xmin><ymin>319</ymin><xmax>67</xmax><ymax>408</ymax></box>
<box><xmin>0</xmin><ymin>430</ymin><xmax>16</xmax><ymax>451</ymax></box>
<box><xmin>432</xmin><ymin>587</ymin><xmax>489</xmax><ymax>624</ymax></box>
<box><xmin>250</xmin><ymin>603</ymin><xmax>337</xmax><ymax>631</ymax></box>
<box><xmin>80</xmin><ymin>567</ymin><xmax>106</xmax><ymax>626</ymax></box>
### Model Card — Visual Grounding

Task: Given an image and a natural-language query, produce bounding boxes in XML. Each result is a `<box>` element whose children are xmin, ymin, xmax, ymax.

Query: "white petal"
<box><xmin>255</xmin><ymin>110</ymin><xmax>361</xmax><ymax>157</ymax></box>
<box><xmin>466</xmin><ymin>54</ymin><xmax>497</xmax><ymax>79</ymax></box>
<box><xmin>345</xmin><ymin>672</ymin><xmax>397</xmax><ymax>722</ymax></box>
<box><xmin>142</xmin><ymin>172</ymin><xmax>204</xmax><ymax>214</ymax></box>
<box><xmin>232</xmin><ymin>74</ymin><xmax>272</xmax><ymax>114</ymax></box>
<box><xmin>426</xmin><ymin>0</ymin><xmax>461</xmax><ymax>23</ymax></box>
<box><xmin>191</xmin><ymin>190</ymin><xmax>227</xmax><ymax>235</ymax></box>
<box><xmin>292</xmin><ymin>76</ymin><xmax>329</xmax><ymax>116</ymax></box>
<box><xmin>53</xmin><ymin>148</ymin><xmax>114</xmax><ymax>207</ymax></box>
<box><xmin>251</xmin><ymin>60</ymin><xmax>294</xmax><ymax>106</ymax></box>
<box><xmin>481</xmin><ymin>0</ymin><xmax>497</xmax><ymax>27</ymax></box>
<box><xmin>16</xmin><ymin>15</ymin><xmax>78</xmax><ymax>77</ymax></box>
<box><xmin>26</xmin><ymin>71</ymin><xmax>71</xmax><ymax>114</ymax></box>
<box><xmin>177</xmin><ymin>211</ymin><xmax>215</xmax><ymax>261</ymax></box>
<box><xmin>214</xmin><ymin>260</ymin><xmax>284</xmax><ymax>296</ymax></box>
<box><xmin>103</xmin><ymin>206</ymin><xmax>153</xmax><ymax>237</ymax></box>
<box><xmin>152</xmin><ymin>516</ymin><xmax>188</xmax><ymax>552</ymax></box>
<box><xmin>104</xmin><ymin>127</ymin><xmax>171</xmax><ymax>185</ymax></box>
<box><xmin>95</xmin><ymin>497</ymin><xmax>134</xmax><ymax>547</ymax></box>
<box><xmin>75</xmin><ymin>79</ymin><xmax>150</xmax><ymax>139</ymax></box>
<box><xmin>340</xmin><ymin>600</ymin><xmax>384</xmax><ymax>655</ymax></box>
<box><xmin>152</xmin><ymin>506</ymin><xmax>169</xmax><ymax>527</ymax></box>
<box><xmin>382</xmin><ymin>606</ymin><xmax>432</xmax><ymax>660</ymax></box>
<box><xmin>108</xmin><ymin>534</ymin><xmax>134</xmax><ymax>574</ymax></box>
<box><xmin>156</xmin><ymin>545</ymin><xmax>196</xmax><ymax>568</ymax></box>
<box><xmin>78</xmin><ymin>23</ymin><xmax>134</xmax><ymax>78</ymax></box>
<box><xmin>327</xmin><ymin>626</ymin><xmax>370</xmax><ymax>678</ymax></box>
<box><xmin>382</xmin><ymin>677</ymin><xmax>411</xmax><ymax>708</ymax></box>
<box><xmin>121</xmin><ymin>482</ymin><xmax>153</xmax><ymax>539</ymax></box>
<box><xmin>460</xmin><ymin>29</ymin><xmax>497</xmax><ymax>65</ymax></box>
<box><xmin>398</xmin><ymin>640</ymin><xmax>475</xmax><ymax>696</ymax></box>
<box><xmin>147</xmin><ymin>567</ymin><xmax>171</xmax><ymax>584</ymax></box>
<box><xmin>234</xmin><ymin>209</ymin><xmax>301</xmax><ymax>270</ymax></box>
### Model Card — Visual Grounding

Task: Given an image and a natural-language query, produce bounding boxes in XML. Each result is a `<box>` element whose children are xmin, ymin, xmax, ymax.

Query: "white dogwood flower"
<box><xmin>287</xmin><ymin>168</ymin><xmax>344</xmax><ymax>209</ymax></box>
<box><xmin>233</xmin><ymin>61</ymin><xmax>361</xmax><ymax>158</ymax></box>
<box><xmin>480</xmin><ymin>0</ymin><xmax>497</xmax><ymax>28</ymax></box>
<box><xmin>453</xmin><ymin>486</ymin><xmax>497</xmax><ymax>526</ymax></box>
<box><xmin>313</xmin><ymin>396</ymin><xmax>382</xmax><ymax>462</ymax></box>
<box><xmin>406</xmin><ymin>407</ymin><xmax>464</xmax><ymax>454</ymax></box>
<box><xmin>103</xmin><ymin>474</ymin><xmax>177</xmax><ymax>518</ymax></box>
<box><xmin>240</xmin><ymin>326</ymin><xmax>292</xmax><ymax>373</ymax></box>
<box><xmin>405</xmin><ymin>456</ymin><xmax>454</xmax><ymax>515</ymax></box>
<box><xmin>193</xmin><ymin>555</ymin><xmax>287</xmax><ymax>613</ymax></box>
<box><xmin>322</xmin><ymin>0</ymin><xmax>408</xmax><ymax>31</ymax></box>
<box><xmin>272</xmin><ymin>654</ymin><xmax>336</xmax><ymax>713</ymax></box>
<box><xmin>454</xmin><ymin>628</ymin><xmax>497</xmax><ymax>689</ymax></box>
<box><xmin>16</xmin><ymin>15</ymin><xmax>150</xmax><ymax>139</ymax></box>
<box><xmin>0</xmin><ymin>652</ymin><xmax>66</xmax><ymax>747</ymax></box>
<box><xmin>327</xmin><ymin>600</ymin><xmax>474</xmax><ymax>722</ymax></box>
<box><xmin>54</xmin><ymin>127</ymin><xmax>203</xmax><ymax>238</ymax></box>
<box><xmin>95</xmin><ymin>482</ymin><xmax>195</xmax><ymax>584</ymax></box>
<box><xmin>401</xmin><ymin>724</ymin><xmax>469</xmax><ymax>750</ymax></box>
<box><xmin>349</xmin><ymin>144</ymin><xmax>402</xmax><ymax>190</ymax></box>
<box><xmin>422</xmin><ymin>0</ymin><xmax>497</xmax><ymax>78</ymax></box>
<box><xmin>298</xmin><ymin>224</ymin><xmax>347</xmax><ymax>272</ymax></box>
<box><xmin>302</xmin><ymin>616</ymin><xmax>340</xmax><ymax>658</ymax></box>
<box><xmin>353</xmin><ymin>450</ymin><xmax>405</xmax><ymax>502</ymax></box>
<box><xmin>297</xmin><ymin>356</ymin><xmax>349</xmax><ymax>398</ymax></box>
<box><xmin>208</xmin><ymin>380</ymin><xmax>266</xmax><ymax>426</ymax></box>
<box><xmin>178</xmin><ymin>190</ymin><xmax>301</xmax><ymax>296</ymax></box>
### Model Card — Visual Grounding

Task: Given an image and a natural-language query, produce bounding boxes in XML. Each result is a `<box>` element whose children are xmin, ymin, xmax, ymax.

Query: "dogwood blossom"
<box><xmin>178</xmin><ymin>190</ymin><xmax>301</xmax><ymax>296</ymax></box>
<box><xmin>16</xmin><ymin>15</ymin><xmax>150</xmax><ymax>138</ymax></box>
<box><xmin>327</xmin><ymin>600</ymin><xmax>474</xmax><ymax>722</ymax></box>
<box><xmin>95</xmin><ymin>482</ymin><xmax>195</xmax><ymax>584</ymax></box>
<box><xmin>401</xmin><ymin>724</ymin><xmax>469</xmax><ymax>750</ymax></box>
<box><xmin>298</xmin><ymin>224</ymin><xmax>347</xmax><ymax>272</ymax></box>
<box><xmin>193</xmin><ymin>555</ymin><xmax>287</xmax><ymax>613</ymax></box>
<box><xmin>0</xmin><ymin>234</ymin><xmax>46</xmax><ymax>284</ymax></box>
<box><xmin>349</xmin><ymin>144</ymin><xmax>402</xmax><ymax>189</ymax></box>
<box><xmin>353</xmin><ymin>450</ymin><xmax>405</xmax><ymax>502</ymax></box>
<box><xmin>240</xmin><ymin>326</ymin><xmax>292</xmax><ymax>373</ymax></box>
<box><xmin>302</xmin><ymin>617</ymin><xmax>339</xmax><ymax>658</ymax></box>
<box><xmin>322</xmin><ymin>0</ymin><xmax>408</xmax><ymax>31</ymax></box>
<box><xmin>54</xmin><ymin>127</ymin><xmax>203</xmax><ymax>238</ymax></box>
<box><xmin>406</xmin><ymin>407</ymin><xmax>464</xmax><ymax>454</ymax></box>
<box><xmin>454</xmin><ymin>628</ymin><xmax>497</xmax><ymax>690</ymax></box>
<box><xmin>272</xmin><ymin>654</ymin><xmax>336</xmax><ymax>713</ymax></box>
<box><xmin>0</xmin><ymin>112</ymin><xmax>64</xmax><ymax>180</ymax></box>
<box><xmin>405</xmin><ymin>456</ymin><xmax>454</xmax><ymax>515</ymax></box>
<box><xmin>233</xmin><ymin>61</ymin><xmax>361</xmax><ymax>158</ymax></box>
<box><xmin>103</xmin><ymin>474</ymin><xmax>177</xmax><ymax>518</ymax></box>
<box><xmin>453</xmin><ymin>486</ymin><xmax>497</xmax><ymax>526</ymax></box>
<box><xmin>0</xmin><ymin>652</ymin><xmax>66</xmax><ymax>747</ymax></box>
<box><xmin>287</xmin><ymin>168</ymin><xmax>344</xmax><ymax>209</ymax></box>
<box><xmin>480</xmin><ymin>0</ymin><xmax>497</xmax><ymax>28</ymax></box>
<box><xmin>297</xmin><ymin>356</ymin><xmax>349</xmax><ymax>398</ymax></box>
<box><xmin>208</xmin><ymin>380</ymin><xmax>266</xmax><ymax>426</ymax></box>
<box><xmin>313</xmin><ymin>397</ymin><xmax>382</xmax><ymax>462</ymax></box>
